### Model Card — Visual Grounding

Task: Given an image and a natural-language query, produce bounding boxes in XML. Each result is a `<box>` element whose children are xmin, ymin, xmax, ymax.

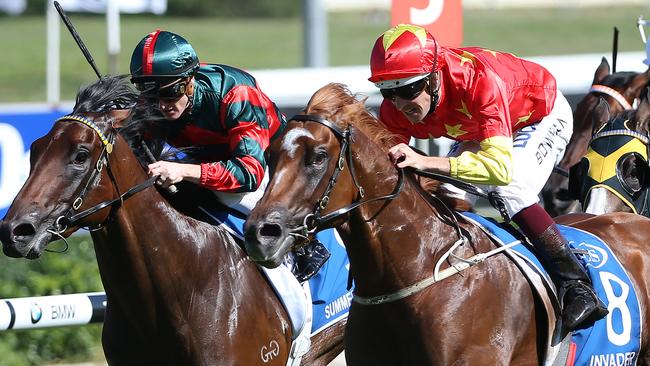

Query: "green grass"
<box><xmin>462</xmin><ymin>5</ymin><xmax>650</xmax><ymax>55</ymax></box>
<box><xmin>0</xmin><ymin>5</ymin><xmax>648</xmax><ymax>102</ymax></box>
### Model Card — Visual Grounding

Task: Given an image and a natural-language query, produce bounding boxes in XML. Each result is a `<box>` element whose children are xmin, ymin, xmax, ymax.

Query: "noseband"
<box><xmin>287</xmin><ymin>114</ymin><xmax>405</xmax><ymax>240</ymax></box>
<box><xmin>48</xmin><ymin>115</ymin><xmax>158</xmax><ymax>241</ymax></box>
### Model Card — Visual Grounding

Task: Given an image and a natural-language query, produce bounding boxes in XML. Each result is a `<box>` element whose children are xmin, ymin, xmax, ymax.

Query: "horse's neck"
<box><xmin>90</xmin><ymin>146</ymin><xmax>241</xmax><ymax>328</ymax></box>
<box><xmin>341</xmin><ymin>143</ymin><xmax>461</xmax><ymax>296</ymax></box>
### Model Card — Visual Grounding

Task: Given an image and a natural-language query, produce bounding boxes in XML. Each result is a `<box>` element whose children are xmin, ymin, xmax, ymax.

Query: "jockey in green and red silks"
<box><xmin>129</xmin><ymin>30</ymin><xmax>286</xmax><ymax>211</ymax></box>
<box><xmin>129</xmin><ymin>29</ymin><xmax>331</xmax><ymax>284</ymax></box>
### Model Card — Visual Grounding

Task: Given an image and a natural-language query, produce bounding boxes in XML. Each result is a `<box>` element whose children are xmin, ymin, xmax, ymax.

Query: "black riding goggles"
<box><xmin>380</xmin><ymin>77</ymin><xmax>429</xmax><ymax>101</ymax></box>
<box><xmin>135</xmin><ymin>79</ymin><xmax>187</xmax><ymax>101</ymax></box>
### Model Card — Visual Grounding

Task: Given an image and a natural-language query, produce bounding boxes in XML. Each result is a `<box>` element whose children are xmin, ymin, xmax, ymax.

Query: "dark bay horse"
<box><xmin>244</xmin><ymin>83</ymin><xmax>650</xmax><ymax>365</ymax></box>
<box><xmin>573</xmin><ymin>87</ymin><xmax>650</xmax><ymax>216</ymax></box>
<box><xmin>0</xmin><ymin>76</ymin><xmax>344</xmax><ymax>365</ymax></box>
<box><xmin>542</xmin><ymin>58</ymin><xmax>650</xmax><ymax>216</ymax></box>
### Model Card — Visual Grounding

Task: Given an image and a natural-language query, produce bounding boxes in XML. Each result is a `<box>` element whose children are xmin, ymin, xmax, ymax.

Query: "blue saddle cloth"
<box><xmin>203</xmin><ymin>209</ymin><xmax>353</xmax><ymax>335</ymax></box>
<box><xmin>462</xmin><ymin>212</ymin><xmax>641</xmax><ymax>365</ymax></box>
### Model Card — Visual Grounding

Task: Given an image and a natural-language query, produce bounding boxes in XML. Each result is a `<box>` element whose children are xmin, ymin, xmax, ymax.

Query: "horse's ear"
<box><xmin>593</xmin><ymin>57</ymin><xmax>610</xmax><ymax>84</ymax></box>
<box><xmin>591</xmin><ymin>97</ymin><xmax>611</xmax><ymax>133</ymax></box>
<box><xmin>635</xmin><ymin>87</ymin><xmax>650</xmax><ymax>135</ymax></box>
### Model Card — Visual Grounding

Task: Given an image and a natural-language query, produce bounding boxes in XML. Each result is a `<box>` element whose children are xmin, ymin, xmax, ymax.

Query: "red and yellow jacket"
<box><xmin>379</xmin><ymin>47</ymin><xmax>557</xmax><ymax>185</ymax></box>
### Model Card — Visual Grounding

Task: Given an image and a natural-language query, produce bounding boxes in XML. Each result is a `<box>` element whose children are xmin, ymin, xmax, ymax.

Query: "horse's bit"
<box><xmin>47</xmin><ymin>115</ymin><xmax>158</xmax><ymax>246</ymax></box>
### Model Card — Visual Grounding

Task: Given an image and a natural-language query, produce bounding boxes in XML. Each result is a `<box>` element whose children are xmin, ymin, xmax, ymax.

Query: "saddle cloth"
<box><xmin>461</xmin><ymin>212</ymin><xmax>642</xmax><ymax>366</ymax></box>
<box><xmin>199</xmin><ymin>207</ymin><xmax>353</xmax><ymax>338</ymax></box>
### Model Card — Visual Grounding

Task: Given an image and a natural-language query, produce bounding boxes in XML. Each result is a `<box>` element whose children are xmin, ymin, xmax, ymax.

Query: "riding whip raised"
<box><xmin>53</xmin><ymin>1</ymin><xmax>177</xmax><ymax>194</ymax></box>
<box><xmin>53</xmin><ymin>1</ymin><xmax>102</xmax><ymax>79</ymax></box>
<box><xmin>612</xmin><ymin>26</ymin><xmax>619</xmax><ymax>73</ymax></box>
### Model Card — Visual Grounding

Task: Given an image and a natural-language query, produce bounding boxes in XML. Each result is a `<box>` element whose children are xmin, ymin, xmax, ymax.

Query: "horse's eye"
<box><xmin>308</xmin><ymin>151</ymin><xmax>328</xmax><ymax>166</ymax></box>
<box><xmin>73</xmin><ymin>150</ymin><xmax>90</xmax><ymax>164</ymax></box>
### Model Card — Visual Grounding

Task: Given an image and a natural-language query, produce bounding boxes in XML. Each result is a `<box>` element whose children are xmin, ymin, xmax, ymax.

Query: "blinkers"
<box><xmin>569</xmin><ymin>118</ymin><xmax>650</xmax><ymax>214</ymax></box>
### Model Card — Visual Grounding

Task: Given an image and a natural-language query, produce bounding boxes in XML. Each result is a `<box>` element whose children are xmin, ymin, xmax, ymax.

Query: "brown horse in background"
<box><xmin>0</xmin><ymin>76</ymin><xmax>344</xmax><ymax>365</ymax></box>
<box><xmin>575</xmin><ymin>87</ymin><xmax>650</xmax><ymax>216</ymax></box>
<box><xmin>542</xmin><ymin>58</ymin><xmax>650</xmax><ymax>216</ymax></box>
<box><xmin>244</xmin><ymin>83</ymin><xmax>650</xmax><ymax>365</ymax></box>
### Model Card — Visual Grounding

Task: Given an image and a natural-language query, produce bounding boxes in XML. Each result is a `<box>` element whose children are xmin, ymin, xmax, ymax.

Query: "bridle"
<box><xmin>47</xmin><ymin>115</ymin><xmax>158</xmax><ymax>245</ymax></box>
<box><xmin>275</xmin><ymin>112</ymin><xmax>526</xmax><ymax>307</ymax></box>
<box><xmin>284</xmin><ymin>114</ymin><xmax>514</xmax><ymax>306</ymax></box>
<box><xmin>287</xmin><ymin>114</ymin><xmax>405</xmax><ymax>242</ymax></box>
<box><xmin>589</xmin><ymin>84</ymin><xmax>635</xmax><ymax>111</ymax></box>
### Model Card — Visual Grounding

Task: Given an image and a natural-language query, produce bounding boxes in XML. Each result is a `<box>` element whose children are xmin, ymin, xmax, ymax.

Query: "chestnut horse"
<box><xmin>0</xmin><ymin>76</ymin><xmax>344</xmax><ymax>365</ymax></box>
<box><xmin>244</xmin><ymin>83</ymin><xmax>650</xmax><ymax>365</ymax></box>
<box><xmin>542</xmin><ymin>58</ymin><xmax>650</xmax><ymax>216</ymax></box>
<box><xmin>573</xmin><ymin>87</ymin><xmax>650</xmax><ymax>216</ymax></box>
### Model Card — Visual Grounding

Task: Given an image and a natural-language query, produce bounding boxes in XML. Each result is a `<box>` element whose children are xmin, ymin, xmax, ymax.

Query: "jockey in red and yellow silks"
<box><xmin>378</xmin><ymin>46</ymin><xmax>557</xmax><ymax>185</ymax></box>
<box><xmin>369</xmin><ymin>24</ymin><xmax>607</xmax><ymax>333</ymax></box>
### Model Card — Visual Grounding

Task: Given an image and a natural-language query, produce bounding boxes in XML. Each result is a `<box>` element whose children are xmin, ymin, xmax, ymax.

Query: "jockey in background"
<box><xmin>369</xmin><ymin>24</ymin><xmax>608</xmax><ymax>332</ymax></box>
<box><xmin>129</xmin><ymin>30</ymin><xmax>329</xmax><ymax>281</ymax></box>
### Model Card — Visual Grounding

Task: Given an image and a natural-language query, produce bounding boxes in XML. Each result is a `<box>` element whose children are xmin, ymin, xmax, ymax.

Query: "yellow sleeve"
<box><xmin>448</xmin><ymin>136</ymin><xmax>513</xmax><ymax>185</ymax></box>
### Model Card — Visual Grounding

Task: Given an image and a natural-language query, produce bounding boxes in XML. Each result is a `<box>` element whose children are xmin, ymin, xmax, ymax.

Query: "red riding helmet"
<box><xmin>369</xmin><ymin>24</ymin><xmax>443</xmax><ymax>89</ymax></box>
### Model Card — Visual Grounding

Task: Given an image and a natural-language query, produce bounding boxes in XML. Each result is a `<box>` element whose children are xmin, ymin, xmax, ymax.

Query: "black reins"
<box><xmin>408</xmin><ymin>166</ymin><xmax>511</xmax><ymax>223</ymax></box>
<box><xmin>289</xmin><ymin>114</ymin><xmax>405</xmax><ymax>238</ymax></box>
<box><xmin>288</xmin><ymin>114</ymin><xmax>511</xmax><ymax>241</ymax></box>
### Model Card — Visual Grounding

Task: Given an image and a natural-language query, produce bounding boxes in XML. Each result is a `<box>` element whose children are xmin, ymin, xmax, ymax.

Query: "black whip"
<box><xmin>54</xmin><ymin>1</ymin><xmax>102</xmax><ymax>79</ymax></box>
<box><xmin>612</xmin><ymin>26</ymin><xmax>619</xmax><ymax>73</ymax></box>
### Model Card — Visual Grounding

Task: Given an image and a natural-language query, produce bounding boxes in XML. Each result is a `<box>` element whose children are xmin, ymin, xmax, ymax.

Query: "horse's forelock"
<box><xmin>69</xmin><ymin>75</ymin><xmax>169</xmax><ymax>162</ymax></box>
<box><xmin>305</xmin><ymin>83</ymin><xmax>401</xmax><ymax>149</ymax></box>
<box><xmin>602</xmin><ymin>72</ymin><xmax>638</xmax><ymax>88</ymax></box>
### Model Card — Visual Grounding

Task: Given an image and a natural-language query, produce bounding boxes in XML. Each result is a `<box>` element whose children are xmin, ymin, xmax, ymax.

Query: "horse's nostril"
<box><xmin>13</xmin><ymin>222</ymin><xmax>36</xmax><ymax>237</ymax></box>
<box><xmin>259</xmin><ymin>223</ymin><xmax>282</xmax><ymax>238</ymax></box>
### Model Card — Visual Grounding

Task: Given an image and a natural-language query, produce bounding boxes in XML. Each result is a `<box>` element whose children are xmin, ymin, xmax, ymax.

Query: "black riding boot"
<box><xmin>533</xmin><ymin>225</ymin><xmax>609</xmax><ymax>332</ymax></box>
<box><xmin>290</xmin><ymin>239</ymin><xmax>331</xmax><ymax>283</ymax></box>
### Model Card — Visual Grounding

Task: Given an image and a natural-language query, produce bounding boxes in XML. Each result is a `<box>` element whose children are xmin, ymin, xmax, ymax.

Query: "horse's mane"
<box><xmin>73</xmin><ymin>75</ymin><xmax>138</xmax><ymax>114</ymax></box>
<box><xmin>72</xmin><ymin>75</ymin><xmax>229</xmax><ymax>217</ymax></box>
<box><xmin>72</xmin><ymin>75</ymin><xmax>175</xmax><ymax>163</ymax></box>
<box><xmin>304</xmin><ymin>83</ymin><xmax>401</xmax><ymax>149</ymax></box>
<box><xmin>304</xmin><ymin>83</ymin><xmax>472</xmax><ymax>211</ymax></box>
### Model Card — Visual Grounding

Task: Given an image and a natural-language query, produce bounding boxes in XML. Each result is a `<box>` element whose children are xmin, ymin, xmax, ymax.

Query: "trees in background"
<box><xmin>19</xmin><ymin>0</ymin><xmax>300</xmax><ymax>17</ymax></box>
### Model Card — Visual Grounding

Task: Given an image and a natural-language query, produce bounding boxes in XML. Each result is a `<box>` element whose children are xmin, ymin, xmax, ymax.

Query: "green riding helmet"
<box><xmin>130</xmin><ymin>30</ymin><xmax>199</xmax><ymax>89</ymax></box>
